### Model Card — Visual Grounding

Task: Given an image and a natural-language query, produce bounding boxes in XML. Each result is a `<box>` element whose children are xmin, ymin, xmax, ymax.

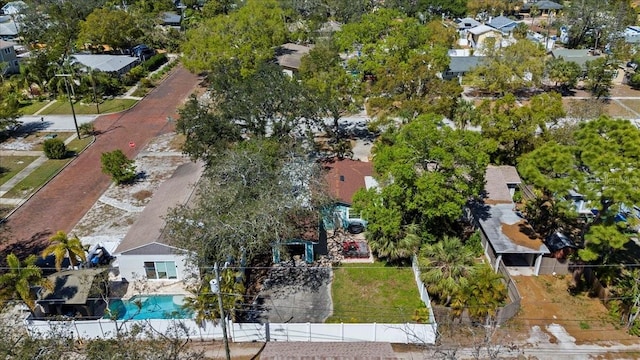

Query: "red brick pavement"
<box><xmin>1</xmin><ymin>66</ymin><xmax>199</xmax><ymax>259</ymax></box>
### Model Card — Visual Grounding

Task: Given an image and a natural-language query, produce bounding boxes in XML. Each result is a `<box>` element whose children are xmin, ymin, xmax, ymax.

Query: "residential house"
<box><xmin>1</xmin><ymin>1</ymin><xmax>26</xmax><ymax>15</ymax></box>
<box><xmin>72</xmin><ymin>54</ymin><xmax>140</xmax><ymax>75</ymax></box>
<box><xmin>521</xmin><ymin>0</ymin><xmax>563</xmax><ymax>15</ymax></box>
<box><xmin>550</xmin><ymin>48</ymin><xmax>601</xmax><ymax>73</ymax></box>
<box><xmin>114</xmin><ymin>161</ymin><xmax>204</xmax><ymax>283</ymax></box>
<box><xmin>442</xmin><ymin>56</ymin><xmax>484</xmax><ymax>82</ymax></box>
<box><xmin>161</xmin><ymin>11</ymin><xmax>181</xmax><ymax>28</ymax></box>
<box><xmin>486</xmin><ymin>15</ymin><xmax>518</xmax><ymax>35</ymax></box>
<box><xmin>272</xmin><ymin>209</ymin><xmax>328</xmax><ymax>264</ymax></box>
<box><xmin>33</xmin><ymin>268</ymin><xmax>109</xmax><ymax>320</ymax></box>
<box><xmin>467</xmin><ymin>25</ymin><xmax>504</xmax><ymax>51</ymax></box>
<box><xmin>456</xmin><ymin>17</ymin><xmax>481</xmax><ymax>32</ymax></box>
<box><xmin>0</xmin><ymin>39</ymin><xmax>19</xmax><ymax>74</ymax></box>
<box><xmin>322</xmin><ymin>158</ymin><xmax>376</xmax><ymax>232</ymax></box>
<box><xmin>275</xmin><ymin>43</ymin><xmax>312</xmax><ymax>76</ymax></box>
<box><xmin>470</xmin><ymin>165</ymin><xmax>550</xmax><ymax>275</ymax></box>
<box><xmin>0</xmin><ymin>15</ymin><xmax>18</xmax><ymax>40</ymax></box>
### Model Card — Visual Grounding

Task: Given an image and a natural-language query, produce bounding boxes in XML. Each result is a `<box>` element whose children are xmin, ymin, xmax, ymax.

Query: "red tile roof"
<box><xmin>322</xmin><ymin>158</ymin><xmax>374</xmax><ymax>205</ymax></box>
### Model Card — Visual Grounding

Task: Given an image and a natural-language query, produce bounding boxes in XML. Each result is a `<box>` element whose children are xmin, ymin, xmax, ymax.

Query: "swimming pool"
<box><xmin>105</xmin><ymin>294</ymin><xmax>193</xmax><ymax>320</ymax></box>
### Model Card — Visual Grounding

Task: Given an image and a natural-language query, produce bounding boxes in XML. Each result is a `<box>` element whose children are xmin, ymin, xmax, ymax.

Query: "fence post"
<box><xmin>341</xmin><ymin>323</ymin><xmax>344</xmax><ymax>341</ymax></box>
<box><xmin>373</xmin><ymin>322</ymin><xmax>376</xmax><ymax>341</ymax></box>
<box><xmin>308</xmin><ymin>322</ymin><xmax>311</xmax><ymax>341</ymax></box>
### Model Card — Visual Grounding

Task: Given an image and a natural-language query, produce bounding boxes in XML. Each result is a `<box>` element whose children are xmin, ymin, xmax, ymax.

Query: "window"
<box><xmin>143</xmin><ymin>261</ymin><xmax>178</xmax><ymax>279</ymax></box>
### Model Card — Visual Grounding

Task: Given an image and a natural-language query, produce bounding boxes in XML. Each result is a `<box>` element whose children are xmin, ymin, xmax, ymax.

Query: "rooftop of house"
<box><xmin>521</xmin><ymin>0</ymin><xmax>563</xmax><ymax>10</ymax></box>
<box><xmin>484</xmin><ymin>165</ymin><xmax>521</xmax><ymax>204</ymax></box>
<box><xmin>551</xmin><ymin>48</ymin><xmax>590</xmax><ymax>58</ymax></box>
<box><xmin>1</xmin><ymin>1</ymin><xmax>27</xmax><ymax>15</ymax></box>
<box><xmin>468</xmin><ymin>24</ymin><xmax>500</xmax><ymax>36</ymax></box>
<box><xmin>0</xmin><ymin>17</ymin><xmax>18</xmax><ymax>37</ymax></box>
<box><xmin>487</xmin><ymin>16</ymin><xmax>516</xmax><ymax>30</ymax></box>
<box><xmin>72</xmin><ymin>54</ymin><xmax>140</xmax><ymax>73</ymax></box>
<box><xmin>473</xmin><ymin>203</ymin><xmax>550</xmax><ymax>255</ymax></box>
<box><xmin>447</xmin><ymin>56</ymin><xmax>483</xmax><ymax>73</ymax></box>
<box><xmin>161</xmin><ymin>11</ymin><xmax>181</xmax><ymax>25</ymax></box>
<box><xmin>275</xmin><ymin>43</ymin><xmax>313</xmax><ymax>70</ymax></box>
<box><xmin>456</xmin><ymin>17</ymin><xmax>481</xmax><ymax>29</ymax></box>
<box><xmin>114</xmin><ymin>161</ymin><xmax>205</xmax><ymax>254</ymax></box>
<box><xmin>322</xmin><ymin>158</ymin><xmax>374</xmax><ymax>205</ymax></box>
<box><xmin>38</xmin><ymin>268</ymin><xmax>108</xmax><ymax>305</ymax></box>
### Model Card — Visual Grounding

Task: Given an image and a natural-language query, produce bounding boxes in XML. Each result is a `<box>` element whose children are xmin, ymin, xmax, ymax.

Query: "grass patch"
<box><xmin>0</xmin><ymin>156</ymin><xmax>39</xmax><ymax>186</ymax></box>
<box><xmin>19</xmin><ymin>100</ymin><xmax>50</xmax><ymax>115</ymax></box>
<box><xmin>65</xmin><ymin>136</ymin><xmax>93</xmax><ymax>155</ymax></box>
<box><xmin>39</xmin><ymin>99</ymin><xmax>137</xmax><ymax>115</ymax></box>
<box><xmin>326</xmin><ymin>262</ymin><xmax>424</xmax><ymax>323</ymax></box>
<box><xmin>2</xmin><ymin>158</ymin><xmax>70</xmax><ymax>198</ymax></box>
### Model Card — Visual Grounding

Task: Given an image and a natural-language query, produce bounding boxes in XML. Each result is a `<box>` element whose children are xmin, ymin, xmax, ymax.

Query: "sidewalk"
<box><xmin>0</xmin><ymin>134</ymin><xmax>79</xmax><ymax>201</ymax></box>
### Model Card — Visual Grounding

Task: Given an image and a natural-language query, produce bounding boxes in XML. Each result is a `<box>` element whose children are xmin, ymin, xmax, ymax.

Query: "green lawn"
<box><xmin>2</xmin><ymin>158</ymin><xmax>70</xmax><ymax>198</ymax></box>
<box><xmin>1</xmin><ymin>135</ymin><xmax>94</xmax><ymax>199</ymax></box>
<box><xmin>0</xmin><ymin>156</ymin><xmax>39</xmax><ymax>186</ymax></box>
<box><xmin>19</xmin><ymin>100</ymin><xmax>51</xmax><ymax>115</ymax></box>
<box><xmin>38</xmin><ymin>99</ymin><xmax>137</xmax><ymax>115</ymax></box>
<box><xmin>326</xmin><ymin>262</ymin><xmax>424</xmax><ymax>323</ymax></box>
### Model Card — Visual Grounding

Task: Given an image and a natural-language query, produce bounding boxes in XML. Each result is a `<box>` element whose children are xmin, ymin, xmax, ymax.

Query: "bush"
<box><xmin>79</xmin><ymin>122</ymin><xmax>95</xmax><ymax>136</ymax></box>
<box><xmin>464</xmin><ymin>231</ymin><xmax>484</xmax><ymax>257</ymax></box>
<box><xmin>43</xmin><ymin>138</ymin><xmax>67</xmax><ymax>159</ymax></box>
<box><xmin>101</xmin><ymin>149</ymin><xmax>137</xmax><ymax>185</ymax></box>
<box><xmin>142</xmin><ymin>53</ymin><xmax>168</xmax><ymax>72</ymax></box>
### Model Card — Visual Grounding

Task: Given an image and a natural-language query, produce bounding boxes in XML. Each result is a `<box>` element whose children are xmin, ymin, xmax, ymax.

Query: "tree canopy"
<box><xmin>181</xmin><ymin>0</ymin><xmax>287</xmax><ymax>76</ymax></box>
<box><xmin>518</xmin><ymin>116</ymin><xmax>640</xmax><ymax>262</ymax></box>
<box><xmin>353</xmin><ymin>114</ymin><xmax>492</xmax><ymax>262</ymax></box>
<box><xmin>77</xmin><ymin>8</ymin><xmax>143</xmax><ymax>51</ymax></box>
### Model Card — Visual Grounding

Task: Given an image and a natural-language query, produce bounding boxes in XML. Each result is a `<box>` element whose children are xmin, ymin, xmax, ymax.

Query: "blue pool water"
<box><xmin>105</xmin><ymin>295</ymin><xmax>193</xmax><ymax>320</ymax></box>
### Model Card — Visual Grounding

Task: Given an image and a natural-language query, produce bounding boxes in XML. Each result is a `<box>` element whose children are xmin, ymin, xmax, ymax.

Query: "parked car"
<box><xmin>131</xmin><ymin>44</ymin><xmax>155</xmax><ymax>61</ymax></box>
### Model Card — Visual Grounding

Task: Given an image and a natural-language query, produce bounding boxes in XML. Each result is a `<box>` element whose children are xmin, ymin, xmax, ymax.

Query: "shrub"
<box><xmin>142</xmin><ymin>53</ymin><xmax>168</xmax><ymax>72</ymax></box>
<box><xmin>464</xmin><ymin>231</ymin><xmax>484</xmax><ymax>257</ymax></box>
<box><xmin>79</xmin><ymin>122</ymin><xmax>95</xmax><ymax>136</ymax></box>
<box><xmin>43</xmin><ymin>138</ymin><xmax>67</xmax><ymax>159</ymax></box>
<box><xmin>101</xmin><ymin>149</ymin><xmax>137</xmax><ymax>185</ymax></box>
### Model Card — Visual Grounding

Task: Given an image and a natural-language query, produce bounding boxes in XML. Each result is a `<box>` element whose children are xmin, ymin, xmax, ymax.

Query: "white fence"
<box><xmin>25</xmin><ymin>318</ymin><xmax>437</xmax><ymax>344</ymax></box>
<box><xmin>24</xmin><ymin>260</ymin><xmax>438</xmax><ymax>344</ymax></box>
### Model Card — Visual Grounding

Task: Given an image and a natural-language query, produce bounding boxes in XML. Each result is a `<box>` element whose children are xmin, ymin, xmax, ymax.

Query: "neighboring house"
<box><xmin>72</xmin><ymin>54</ymin><xmax>140</xmax><ymax>75</ymax></box>
<box><xmin>566</xmin><ymin>189</ymin><xmax>595</xmax><ymax>216</ymax></box>
<box><xmin>114</xmin><ymin>161</ymin><xmax>204</xmax><ymax>283</ymax></box>
<box><xmin>272</xmin><ymin>210</ymin><xmax>328</xmax><ymax>264</ymax></box>
<box><xmin>486</xmin><ymin>15</ymin><xmax>518</xmax><ymax>34</ymax></box>
<box><xmin>1</xmin><ymin>1</ymin><xmax>26</xmax><ymax>15</ymax></box>
<box><xmin>275</xmin><ymin>43</ymin><xmax>312</xmax><ymax>76</ymax></box>
<box><xmin>456</xmin><ymin>17</ymin><xmax>481</xmax><ymax>32</ymax></box>
<box><xmin>467</xmin><ymin>25</ymin><xmax>504</xmax><ymax>50</ymax></box>
<box><xmin>0</xmin><ymin>39</ymin><xmax>19</xmax><ymax>74</ymax></box>
<box><xmin>550</xmin><ymin>48</ymin><xmax>600</xmax><ymax>72</ymax></box>
<box><xmin>161</xmin><ymin>11</ymin><xmax>181</xmax><ymax>28</ymax></box>
<box><xmin>33</xmin><ymin>268</ymin><xmax>109</xmax><ymax>320</ymax></box>
<box><xmin>545</xmin><ymin>232</ymin><xmax>577</xmax><ymax>259</ymax></box>
<box><xmin>322</xmin><ymin>158</ymin><xmax>376</xmax><ymax>232</ymax></box>
<box><xmin>470</xmin><ymin>165</ymin><xmax>550</xmax><ymax>275</ymax></box>
<box><xmin>442</xmin><ymin>56</ymin><xmax>483</xmax><ymax>82</ymax></box>
<box><xmin>521</xmin><ymin>0</ymin><xmax>563</xmax><ymax>14</ymax></box>
<box><xmin>0</xmin><ymin>15</ymin><xmax>18</xmax><ymax>40</ymax></box>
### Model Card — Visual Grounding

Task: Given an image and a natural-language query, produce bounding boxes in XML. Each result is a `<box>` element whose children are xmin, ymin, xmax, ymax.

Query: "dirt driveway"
<box><xmin>1</xmin><ymin>66</ymin><xmax>199</xmax><ymax>260</ymax></box>
<box><xmin>511</xmin><ymin>275</ymin><xmax>637</xmax><ymax>345</ymax></box>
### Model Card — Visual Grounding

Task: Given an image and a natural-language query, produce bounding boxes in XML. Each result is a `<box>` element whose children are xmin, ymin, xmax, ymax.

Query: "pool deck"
<box><xmin>121</xmin><ymin>279</ymin><xmax>193</xmax><ymax>300</ymax></box>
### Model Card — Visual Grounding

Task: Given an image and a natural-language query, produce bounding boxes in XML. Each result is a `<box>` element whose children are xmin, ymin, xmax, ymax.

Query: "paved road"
<box><xmin>1</xmin><ymin>66</ymin><xmax>199</xmax><ymax>259</ymax></box>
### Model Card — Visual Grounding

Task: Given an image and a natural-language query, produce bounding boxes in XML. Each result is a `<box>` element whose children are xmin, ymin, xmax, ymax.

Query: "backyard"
<box><xmin>19</xmin><ymin>99</ymin><xmax>137</xmax><ymax>115</ymax></box>
<box><xmin>327</xmin><ymin>262</ymin><xmax>424</xmax><ymax>323</ymax></box>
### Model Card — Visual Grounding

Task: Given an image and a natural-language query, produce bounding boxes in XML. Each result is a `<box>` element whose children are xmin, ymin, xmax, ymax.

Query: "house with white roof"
<box><xmin>0</xmin><ymin>15</ymin><xmax>18</xmax><ymax>40</ymax></box>
<box><xmin>1</xmin><ymin>1</ymin><xmax>26</xmax><ymax>15</ymax></box>
<box><xmin>486</xmin><ymin>15</ymin><xmax>518</xmax><ymax>34</ymax></box>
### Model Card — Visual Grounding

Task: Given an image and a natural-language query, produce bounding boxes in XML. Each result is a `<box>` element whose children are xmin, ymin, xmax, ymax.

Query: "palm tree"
<box><xmin>368</xmin><ymin>223</ymin><xmax>421</xmax><ymax>263</ymax></box>
<box><xmin>41</xmin><ymin>231</ymin><xmax>87</xmax><ymax>271</ymax></box>
<box><xmin>451</xmin><ymin>264</ymin><xmax>507</xmax><ymax>324</ymax></box>
<box><xmin>0</xmin><ymin>253</ymin><xmax>52</xmax><ymax>311</ymax></box>
<box><xmin>182</xmin><ymin>269</ymin><xmax>245</xmax><ymax>327</ymax></box>
<box><xmin>419</xmin><ymin>236</ymin><xmax>475</xmax><ymax>305</ymax></box>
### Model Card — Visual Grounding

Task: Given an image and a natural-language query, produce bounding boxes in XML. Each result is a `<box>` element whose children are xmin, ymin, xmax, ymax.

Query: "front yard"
<box><xmin>327</xmin><ymin>262</ymin><xmax>424</xmax><ymax>323</ymax></box>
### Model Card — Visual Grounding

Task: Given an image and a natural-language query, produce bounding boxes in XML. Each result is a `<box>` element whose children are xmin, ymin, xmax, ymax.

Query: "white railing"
<box><xmin>412</xmin><ymin>255</ymin><xmax>437</xmax><ymax>325</ymax></box>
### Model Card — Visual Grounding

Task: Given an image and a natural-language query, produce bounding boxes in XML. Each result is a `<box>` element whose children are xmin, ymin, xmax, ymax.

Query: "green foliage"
<box><xmin>465</xmin><ymin>231</ymin><xmax>484</xmax><ymax>257</ymax></box>
<box><xmin>0</xmin><ymin>82</ymin><xmax>21</xmax><ymax>131</ymax></box>
<box><xmin>451</xmin><ymin>263</ymin><xmax>507</xmax><ymax>323</ymax></box>
<box><xmin>142</xmin><ymin>53</ymin><xmax>168</xmax><ymax>72</ymax></box>
<box><xmin>585</xmin><ymin>57</ymin><xmax>614</xmax><ymax>99</ymax></box>
<box><xmin>411</xmin><ymin>306</ymin><xmax>431</xmax><ymax>323</ymax></box>
<box><xmin>513</xmin><ymin>22</ymin><xmax>529</xmax><ymax>40</ymax></box>
<box><xmin>182</xmin><ymin>0</ymin><xmax>287</xmax><ymax>76</ymax></box>
<box><xmin>419</xmin><ymin>236</ymin><xmax>475</xmax><ymax>305</ymax></box>
<box><xmin>629</xmin><ymin>72</ymin><xmax>640</xmax><ymax>90</ymax></box>
<box><xmin>79</xmin><ymin>122</ymin><xmax>95</xmax><ymax>136</ymax></box>
<box><xmin>563</xmin><ymin>0</ymin><xmax>635</xmax><ymax>49</ymax></box>
<box><xmin>468</xmin><ymin>39</ymin><xmax>546</xmax><ymax>95</ymax></box>
<box><xmin>546</xmin><ymin>58</ymin><xmax>582</xmax><ymax>90</ymax></box>
<box><xmin>182</xmin><ymin>270</ymin><xmax>245</xmax><ymax>326</ymax></box>
<box><xmin>41</xmin><ymin>231</ymin><xmax>87</xmax><ymax>271</ymax></box>
<box><xmin>77</xmin><ymin>8</ymin><xmax>142</xmax><ymax>50</ymax></box>
<box><xmin>518</xmin><ymin>117</ymin><xmax>640</xmax><ymax>261</ymax></box>
<box><xmin>478</xmin><ymin>92</ymin><xmax>564</xmax><ymax>165</ymax></box>
<box><xmin>0</xmin><ymin>253</ymin><xmax>51</xmax><ymax>311</ymax></box>
<box><xmin>100</xmin><ymin>149</ymin><xmax>137</xmax><ymax>185</ymax></box>
<box><xmin>43</xmin><ymin>138</ymin><xmax>67</xmax><ymax>159</ymax></box>
<box><xmin>354</xmin><ymin>114</ymin><xmax>491</xmax><ymax>261</ymax></box>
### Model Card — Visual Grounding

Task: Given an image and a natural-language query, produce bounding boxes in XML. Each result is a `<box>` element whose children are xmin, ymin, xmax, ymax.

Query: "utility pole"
<box><xmin>213</xmin><ymin>262</ymin><xmax>231</xmax><ymax>360</ymax></box>
<box><xmin>56</xmin><ymin>74</ymin><xmax>81</xmax><ymax>139</ymax></box>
